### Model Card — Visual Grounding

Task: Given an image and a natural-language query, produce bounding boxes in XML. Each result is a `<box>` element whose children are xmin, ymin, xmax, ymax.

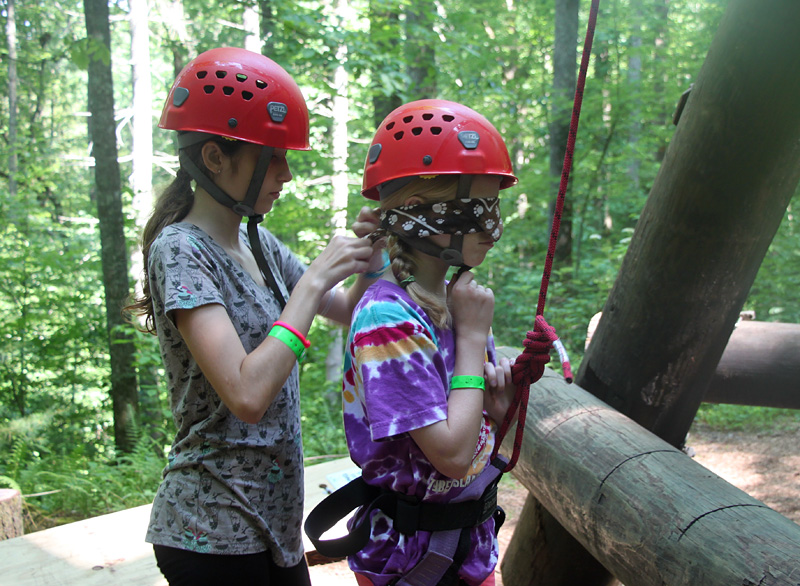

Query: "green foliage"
<box><xmin>298</xmin><ymin>321</ymin><xmax>349</xmax><ymax>459</ymax></box>
<box><xmin>1</xmin><ymin>0</ymin><xmax>797</xmax><ymax>533</ymax></box>
<box><xmin>693</xmin><ymin>404</ymin><xmax>800</xmax><ymax>433</ymax></box>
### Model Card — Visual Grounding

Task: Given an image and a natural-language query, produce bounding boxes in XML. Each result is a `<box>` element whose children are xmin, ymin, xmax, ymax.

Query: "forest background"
<box><xmin>1</xmin><ymin>0</ymin><xmax>798</xmax><ymax>532</ymax></box>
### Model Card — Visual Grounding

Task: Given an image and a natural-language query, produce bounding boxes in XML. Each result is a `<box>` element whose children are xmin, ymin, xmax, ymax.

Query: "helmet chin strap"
<box><xmin>180</xmin><ymin>143</ymin><xmax>288</xmax><ymax>309</ymax></box>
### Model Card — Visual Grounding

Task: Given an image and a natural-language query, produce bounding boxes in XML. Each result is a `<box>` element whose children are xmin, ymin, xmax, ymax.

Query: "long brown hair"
<box><xmin>124</xmin><ymin>137</ymin><xmax>243</xmax><ymax>333</ymax></box>
<box><xmin>379</xmin><ymin>176</ymin><xmax>460</xmax><ymax>329</ymax></box>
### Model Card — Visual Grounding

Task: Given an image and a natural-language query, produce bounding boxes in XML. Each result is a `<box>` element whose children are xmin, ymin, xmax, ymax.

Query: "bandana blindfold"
<box><xmin>381</xmin><ymin>197</ymin><xmax>503</xmax><ymax>243</ymax></box>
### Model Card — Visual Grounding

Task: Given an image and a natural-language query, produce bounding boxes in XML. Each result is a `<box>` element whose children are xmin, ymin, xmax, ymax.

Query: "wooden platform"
<box><xmin>0</xmin><ymin>457</ymin><xmax>359</xmax><ymax>585</ymax></box>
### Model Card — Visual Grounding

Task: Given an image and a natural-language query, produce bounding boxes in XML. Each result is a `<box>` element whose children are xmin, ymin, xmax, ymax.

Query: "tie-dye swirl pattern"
<box><xmin>342</xmin><ymin>280</ymin><xmax>499</xmax><ymax>586</ymax></box>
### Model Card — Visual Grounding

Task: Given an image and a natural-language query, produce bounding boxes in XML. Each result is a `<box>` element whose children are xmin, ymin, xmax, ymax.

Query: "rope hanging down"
<box><xmin>492</xmin><ymin>0</ymin><xmax>600</xmax><ymax>472</ymax></box>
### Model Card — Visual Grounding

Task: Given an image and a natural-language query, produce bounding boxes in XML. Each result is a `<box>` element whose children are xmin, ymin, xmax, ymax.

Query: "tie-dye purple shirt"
<box><xmin>342</xmin><ymin>279</ymin><xmax>498</xmax><ymax>586</ymax></box>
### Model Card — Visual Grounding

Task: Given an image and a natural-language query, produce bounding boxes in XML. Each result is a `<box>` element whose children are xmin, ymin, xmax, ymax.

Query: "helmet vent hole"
<box><xmin>215</xmin><ymin>70</ymin><xmax>227</xmax><ymax>79</ymax></box>
<box><xmin>393</xmin><ymin>131</ymin><xmax>404</xmax><ymax>141</ymax></box>
<box><xmin>196</xmin><ymin>71</ymin><xmax>208</xmax><ymax>79</ymax></box>
<box><xmin>203</xmin><ymin>85</ymin><xmax>215</xmax><ymax>94</ymax></box>
<box><xmin>403</xmin><ymin>116</ymin><xmax>413</xmax><ymax>123</ymax></box>
<box><xmin>256</xmin><ymin>79</ymin><xmax>268</xmax><ymax>89</ymax></box>
<box><xmin>242</xmin><ymin>91</ymin><xmax>253</xmax><ymax>101</ymax></box>
<box><xmin>442</xmin><ymin>115</ymin><xmax>454</xmax><ymax>122</ymax></box>
<box><xmin>430</xmin><ymin>127</ymin><xmax>442</xmax><ymax>135</ymax></box>
<box><xmin>386</xmin><ymin>122</ymin><xmax>395</xmax><ymax>130</ymax></box>
<box><xmin>423</xmin><ymin>113</ymin><xmax>433</xmax><ymax>120</ymax></box>
<box><xmin>412</xmin><ymin>127</ymin><xmax>423</xmax><ymax>136</ymax></box>
<box><xmin>223</xmin><ymin>86</ymin><xmax>234</xmax><ymax>96</ymax></box>
<box><xmin>236</xmin><ymin>73</ymin><xmax>248</xmax><ymax>83</ymax></box>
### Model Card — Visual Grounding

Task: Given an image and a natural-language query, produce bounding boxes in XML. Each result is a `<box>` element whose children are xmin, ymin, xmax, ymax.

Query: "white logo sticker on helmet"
<box><xmin>458</xmin><ymin>131</ymin><xmax>480</xmax><ymax>150</ymax></box>
<box><xmin>268</xmin><ymin>102</ymin><xmax>288</xmax><ymax>123</ymax></box>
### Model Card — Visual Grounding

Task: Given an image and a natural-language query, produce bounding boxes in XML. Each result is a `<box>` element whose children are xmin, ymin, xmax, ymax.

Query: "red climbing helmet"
<box><xmin>159</xmin><ymin>47</ymin><xmax>310</xmax><ymax>151</ymax></box>
<box><xmin>362</xmin><ymin>99</ymin><xmax>517</xmax><ymax>200</ymax></box>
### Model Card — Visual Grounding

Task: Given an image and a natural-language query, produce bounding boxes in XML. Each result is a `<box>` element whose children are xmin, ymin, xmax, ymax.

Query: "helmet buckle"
<box><xmin>232</xmin><ymin>203</ymin><xmax>256</xmax><ymax>217</ymax></box>
<box><xmin>440</xmin><ymin>249</ymin><xmax>464</xmax><ymax>266</ymax></box>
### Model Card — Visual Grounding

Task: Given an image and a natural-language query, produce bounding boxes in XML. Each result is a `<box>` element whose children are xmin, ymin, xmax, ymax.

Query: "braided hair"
<box><xmin>379</xmin><ymin>176</ymin><xmax>460</xmax><ymax>329</ymax></box>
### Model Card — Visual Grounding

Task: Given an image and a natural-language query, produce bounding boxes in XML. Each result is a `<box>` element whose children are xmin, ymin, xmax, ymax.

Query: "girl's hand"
<box><xmin>483</xmin><ymin>357</ymin><xmax>516</xmax><ymax>424</ymax></box>
<box><xmin>448</xmin><ymin>270</ymin><xmax>494</xmax><ymax>344</ymax></box>
<box><xmin>351</xmin><ymin>206</ymin><xmax>381</xmax><ymax>239</ymax></box>
<box><xmin>351</xmin><ymin>207</ymin><xmax>386</xmax><ymax>273</ymax></box>
<box><xmin>306</xmin><ymin>234</ymin><xmax>374</xmax><ymax>292</ymax></box>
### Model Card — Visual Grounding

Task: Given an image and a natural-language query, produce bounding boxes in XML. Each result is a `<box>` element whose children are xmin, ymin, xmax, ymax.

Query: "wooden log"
<box><xmin>584</xmin><ymin>319</ymin><xmax>800</xmax><ymax>410</ymax></box>
<box><xmin>703</xmin><ymin>321</ymin><xmax>800</xmax><ymax>409</ymax></box>
<box><xmin>500</xmin><ymin>369</ymin><xmax>800</xmax><ymax>586</ymax></box>
<box><xmin>509</xmin><ymin>1</ymin><xmax>800</xmax><ymax>582</ymax></box>
<box><xmin>0</xmin><ymin>489</ymin><xmax>23</xmax><ymax>541</ymax></box>
<box><xmin>577</xmin><ymin>0</ymin><xmax>800</xmax><ymax>449</ymax></box>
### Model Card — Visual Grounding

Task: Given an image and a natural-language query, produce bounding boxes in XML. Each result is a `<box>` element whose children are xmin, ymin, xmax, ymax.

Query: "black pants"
<box><xmin>153</xmin><ymin>544</ymin><xmax>312</xmax><ymax>586</ymax></box>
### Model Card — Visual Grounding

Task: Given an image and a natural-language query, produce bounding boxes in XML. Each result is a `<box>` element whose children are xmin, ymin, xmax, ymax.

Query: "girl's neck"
<box><xmin>403</xmin><ymin>252</ymin><xmax>449</xmax><ymax>297</ymax></box>
<box><xmin>183</xmin><ymin>188</ymin><xmax>248</xmax><ymax>251</ymax></box>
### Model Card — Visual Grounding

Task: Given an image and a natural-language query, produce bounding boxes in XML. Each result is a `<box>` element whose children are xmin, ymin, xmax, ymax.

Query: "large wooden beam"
<box><xmin>577</xmin><ymin>0</ymin><xmax>800</xmax><ymax>449</ymax></box>
<box><xmin>508</xmin><ymin>1</ymin><xmax>800</xmax><ymax>583</ymax></box>
<box><xmin>703</xmin><ymin>321</ymin><xmax>800</xmax><ymax>409</ymax></box>
<box><xmin>500</xmin><ymin>370</ymin><xmax>800</xmax><ymax>586</ymax></box>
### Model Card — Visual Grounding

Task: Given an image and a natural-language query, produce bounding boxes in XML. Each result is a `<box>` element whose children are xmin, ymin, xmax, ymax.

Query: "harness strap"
<box><xmin>396</xmin><ymin>457</ymin><xmax>506</xmax><ymax>586</ymax></box>
<box><xmin>396</xmin><ymin>529</ymin><xmax>462</xmax><ymax>586</ymax></box>
<box><xmin>304</xmin><ymin>456</ymin><xmax>507</xmax><ymax>564</ymax></box>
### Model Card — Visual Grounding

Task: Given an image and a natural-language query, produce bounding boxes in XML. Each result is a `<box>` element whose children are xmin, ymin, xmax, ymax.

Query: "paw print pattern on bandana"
<box><xmin>381</xmin><ymin>197</ymin><xmax>503</xmax><ymax>242</ymax></box>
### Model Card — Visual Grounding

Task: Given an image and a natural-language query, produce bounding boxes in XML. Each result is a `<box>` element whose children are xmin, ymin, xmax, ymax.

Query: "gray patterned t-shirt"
<box><xmin>145</xmin><ymin>222</ymin><xmax>307</xmax><ymax>565</ymax></box>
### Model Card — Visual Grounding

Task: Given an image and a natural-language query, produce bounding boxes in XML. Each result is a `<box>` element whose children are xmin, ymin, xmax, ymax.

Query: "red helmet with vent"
<box><xmin>361</xmin><ymin>99</ymin><xmax>517</xmax><ymax>200</ymax></box>
<box><xmin>159</xmin><ymin>47</ymin><xmax>310</xmax><ymax>151</ymax></box>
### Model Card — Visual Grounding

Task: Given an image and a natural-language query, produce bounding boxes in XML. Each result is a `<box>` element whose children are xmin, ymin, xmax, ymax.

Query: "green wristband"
<box><xmin>269</xmin><ymin>325</ymin><xmax>306</xmax><ymax>362</ymax></box>
<box><xmin>450</xmin><ymin>375</ymin><xmax>485</xmax><ymax>391</ymax></box>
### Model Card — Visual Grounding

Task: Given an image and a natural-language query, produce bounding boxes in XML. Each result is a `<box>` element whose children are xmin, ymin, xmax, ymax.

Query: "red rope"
<box><xmin>493</xmin><ymin>0</ymin><xmax>599</xmax><ymax>472</ymax></box>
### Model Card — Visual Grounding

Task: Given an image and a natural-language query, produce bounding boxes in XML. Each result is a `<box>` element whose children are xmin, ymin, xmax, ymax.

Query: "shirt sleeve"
<box><xmin>149</xmin><ymin>230</ymin><xmax>226</xmax><ymax>319</ymax></box>
<box><xmin>352</xmin><ymin>300</ymin><xmax>449</xmax><ymax>441</ymax></box>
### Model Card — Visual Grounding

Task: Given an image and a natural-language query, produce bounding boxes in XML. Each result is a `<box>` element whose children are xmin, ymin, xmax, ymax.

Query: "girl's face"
<box><xmin>426</xmin><ymin>175</ymin><xmax>502</xmax><ymax>268</ymax></box>
<box><xmin>219</xmin><ymin>143</ymin><xmax>293</xmax><ymax>215</ymax></box>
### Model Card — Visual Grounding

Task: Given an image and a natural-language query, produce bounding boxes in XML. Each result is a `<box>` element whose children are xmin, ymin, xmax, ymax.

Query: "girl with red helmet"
<box><xmin>305</xmin><ymin>100</ymin><xmax>555</xmax><ymax>585</ymax></box>
<box><xmin>127</xmin><ymin>47</ymin><xmax>383</xmax><ymax>585</ymax></box>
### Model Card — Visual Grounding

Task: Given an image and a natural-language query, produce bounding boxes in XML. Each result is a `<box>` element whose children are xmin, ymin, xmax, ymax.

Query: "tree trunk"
<box><xmin>5</xmin><ymin>0</ymin><xmax>18</xmax><ymax>200</ymax></box>
<box><xmin>549</xmin><ymin>0</ymin><xmax>578</xmax><ymax>263</ymax></box>
<box><xmin>501</xmin><ymin>370</ymin><xmax>800</xmax><ymax>586</ymax></box>
<box><xmin>323</xmin><ymin>0</ymin><xmax>351</xmax><ymax>384</ymax></box>
<box><xmin>0</xmin><ymin>490</ymin><xmax>23</xmax><ymax>541</ymax></box>
<box><xmin>626</xmin><ymin>4</ymin><xmax>642</xmax><ymax>191</ymax></box>
<box><xmin>258</xmin><ymin>0</ymin><xmax>276</xmax><ymax>55</ymax></box>
<box><xmin>129</xmin><ymin>0</ymin><xmax>153</xmax><ymax>232</ymax></box>
<box><xmin>404</xmin><ymin>0</ymin><xmax>436</xmax><ymax>98</ymax></box>
<box><xmin>84</xmin><ymin>0</ymin><xmax>140</xmax><ymax>454</ymax></box>
<box><xmin>369</xmin><ymin>0</ymin><xmax>402</xmax><ymax>127</ymax></box>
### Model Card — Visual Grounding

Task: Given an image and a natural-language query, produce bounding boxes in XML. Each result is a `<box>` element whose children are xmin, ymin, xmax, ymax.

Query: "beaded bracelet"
<box><xmin>449</xmin><ymin>375</ymin><xmax>486</xmax><ymax>391</ymax></box>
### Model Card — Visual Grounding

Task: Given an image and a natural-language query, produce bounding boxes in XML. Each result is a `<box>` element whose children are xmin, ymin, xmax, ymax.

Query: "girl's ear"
<box><xmin>201</xmin><ymin>141</ymin><xmax>225</xmax><ymax>175</ymax></box>
<box><xmin>403</xmin><ymin>195</ymin><xmax>423</xmax><ymax>207</ymax></box>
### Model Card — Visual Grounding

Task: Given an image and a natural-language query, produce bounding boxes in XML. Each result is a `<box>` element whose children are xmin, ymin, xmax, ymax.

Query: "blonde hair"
<box><xmin>380</xmin><ymin>175</ymin><xmax>460</xmax><ymax>329</ymax></box>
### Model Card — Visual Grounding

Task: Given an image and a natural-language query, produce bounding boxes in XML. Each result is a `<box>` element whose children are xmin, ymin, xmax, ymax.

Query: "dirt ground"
<box><xmin>308</xmin><ymin>420</ymin><xmax>800</xmax><ymax>585</ymax></box>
